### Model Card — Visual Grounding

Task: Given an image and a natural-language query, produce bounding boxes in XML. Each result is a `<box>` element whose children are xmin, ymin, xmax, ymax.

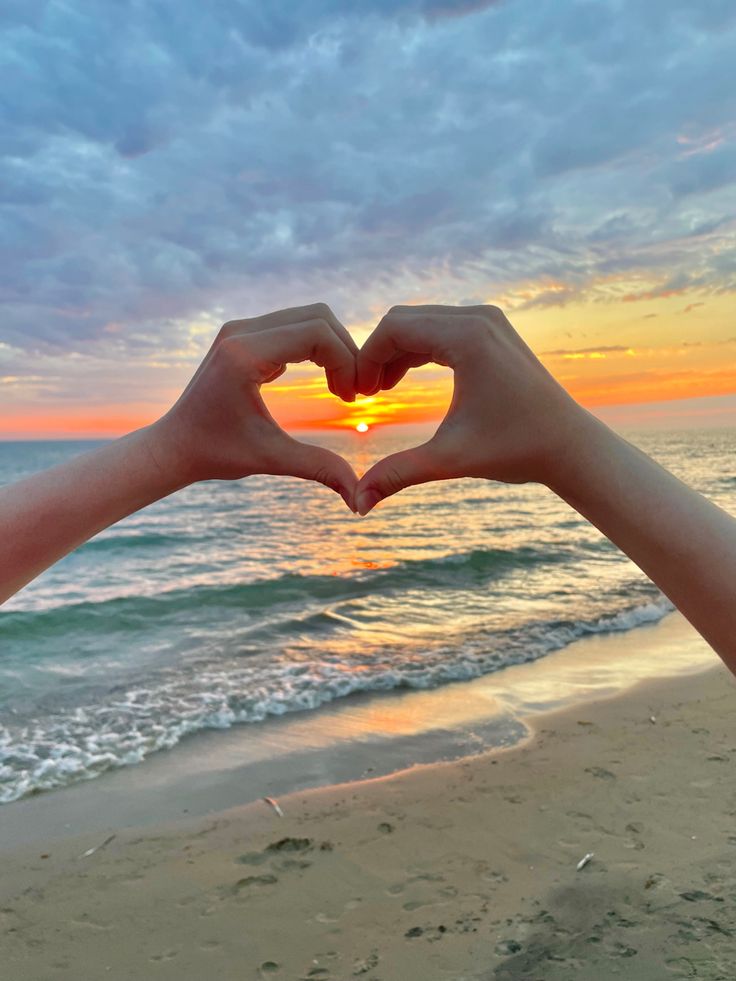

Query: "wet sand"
<box><xmin>2</xmin><ymin>629</ymin><xmax>736</xmax><ymax>979</ymax></box>
<box><xmin>0</xmin><ymin>610</ymin><xmax>713</xmax><ymax>850</ymax></box>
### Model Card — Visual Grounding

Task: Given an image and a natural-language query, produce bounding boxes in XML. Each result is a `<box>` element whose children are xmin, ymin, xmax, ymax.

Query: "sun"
<box><xmin>355</xmin><ymin>421</ymin><xmax>370</xmax><ymax>433</ymax></box>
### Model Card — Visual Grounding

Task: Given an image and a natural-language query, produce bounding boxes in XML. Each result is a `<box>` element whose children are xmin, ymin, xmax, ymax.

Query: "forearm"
<box><xmin>0</xmin><ymin>422</ymin><xmax>188</xmax><ymax>604</ymax></box>
<box><xmin>547</xmin><ymin>410</ymin><xmax>736</xmax><ymax>668</ymax></box>
<box><xmin>0</xmin><ymin>309</ymin><xmax>362</xmax><ymax>605</ymax></box>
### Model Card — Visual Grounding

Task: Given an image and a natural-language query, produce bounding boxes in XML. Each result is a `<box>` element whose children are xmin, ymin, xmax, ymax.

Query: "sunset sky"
<box><xmin>1</xmin><ymin>0</ymin><xmax>735</xmax><ymax>439</ymax></box>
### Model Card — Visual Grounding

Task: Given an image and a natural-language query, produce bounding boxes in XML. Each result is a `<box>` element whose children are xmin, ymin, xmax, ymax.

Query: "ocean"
<box><xmin>1</xmin><ymin>426</ymin><xmax>734</xmax><ymax>805</ymax></box>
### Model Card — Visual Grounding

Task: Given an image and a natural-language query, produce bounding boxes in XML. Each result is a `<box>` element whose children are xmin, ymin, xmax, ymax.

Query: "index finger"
<box><xmin>246</xmin><ymin>318</ymin><xmax>357</xmax><ymax>402</ymax></box>
<box><xmin>234</xmin><ymin>303</ymin><xmax>359</xmax><ymax>400</ymax></box>
<box><xmin>231</xmin><ymin>302</ymin><xmax>359</xmax><ymax>356</ymax></box>
<box><xmin>357</xmin><ymin>308</ymin><xmax>453</xmax><ymax>396</ymax></box>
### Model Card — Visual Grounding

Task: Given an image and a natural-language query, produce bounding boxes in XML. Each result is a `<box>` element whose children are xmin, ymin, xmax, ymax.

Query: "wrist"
<box><xmin>137</xmin><ymin>414</ymin><xmax>201</xmax><ymax>491</ymax></box>
<box><xmin>540</xmin><ymin>405</ymin><xmax>620</xmax><ymax>501</ymax></box>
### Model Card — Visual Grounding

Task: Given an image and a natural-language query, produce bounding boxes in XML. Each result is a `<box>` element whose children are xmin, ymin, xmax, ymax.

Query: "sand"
<box><xmin>3</xmin><ymin>654</ymin><xmax>736</xmax><ymax>979</ymax></box>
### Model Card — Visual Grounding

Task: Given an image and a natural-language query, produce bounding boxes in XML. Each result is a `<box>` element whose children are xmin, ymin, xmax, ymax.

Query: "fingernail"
<box><xmin>356</xmin><ymin>488</ymin><xmax>382</xmax><ymax>515</ymax></box>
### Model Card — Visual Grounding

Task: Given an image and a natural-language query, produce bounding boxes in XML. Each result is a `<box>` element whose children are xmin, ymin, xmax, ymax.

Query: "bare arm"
<box><xmin>0</xmin><ymin>429</ymin><xmax>187</xmax><ymax>604</ymax></box>
<box><xmin>548</xmin><ymin>410</ymin><xmax>736</xmax><ymax>661</ymax></box>
<box><xmin>0</xmin><ymin>303</ymin><xmax>359</xmax><ymax>606</ymax></box>
<box><xmin>354</xmin><ymin>304</ymin><xmax>736</xmax><ymax>671</ymax></box>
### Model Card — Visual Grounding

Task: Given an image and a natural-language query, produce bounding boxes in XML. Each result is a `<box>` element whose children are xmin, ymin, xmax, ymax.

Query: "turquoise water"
<box><xmin>1</xmin><ymin>426</ymin><xmax>734</xmax><ymax>803</ymax></box>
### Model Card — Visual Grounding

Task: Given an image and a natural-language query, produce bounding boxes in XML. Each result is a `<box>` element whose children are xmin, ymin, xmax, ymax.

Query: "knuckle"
<box><xmin>224</xmin><ymin>332</ymin><xmax>262</xmax><ymax>372</ymax></box>
<box><xmin>313</xmin><ymin>465</ymin><xmax>335</xmax><ymax>489</ymax></box>
<box><xmin>218</xmin><ymin>318</ymin><xmax>250</xmax><ymax>340</ymax></box>
<box><xmin>217</xmin><ymin>332</ymin><xmax>246</xmax><ymax>361</ymax></box>
<box><xmin>383</xmin><ymin>465</ymin><xmax>405</xmax><ymax>495</ymax></box>
<box><xmin>306</xmin><ymin>301</ymin><xmax>332</xmax><ymax>320</ymax></box>
<box><xmin>217</xmin><ymin>331</ymin><xmax>237</xmax><ymax>352</ymax></box>
<box><xmin>483</xmin><ymin>304</ymin><xmax>506</xmax><ymax>322</ymax></box>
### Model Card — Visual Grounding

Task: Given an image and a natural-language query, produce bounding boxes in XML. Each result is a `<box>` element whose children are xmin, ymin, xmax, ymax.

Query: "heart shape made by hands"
<box><xmin>261</xmin><ymin>363</ymin><xmax>452</xmax><ymax>487</ymax></box>
<box><xmin>339</xmin><ymin>303</ymin><xmax>554</xmax><ymax>514</ymax></box>
<box><xmin>254</xmin><ymin>305</ymin><xmax>484</xmax><ymax>515</ymax></box>
<box><xmin>187</xmin><ymin>303</ymin><xmax>551</xmax><ymax>516</ymax></box>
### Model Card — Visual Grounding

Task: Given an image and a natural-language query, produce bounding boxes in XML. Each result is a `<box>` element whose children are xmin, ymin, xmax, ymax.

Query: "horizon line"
<box><xmin>2</xmin><ymin>391</ymin><xmax>735</xmax><ymax>442</ymax></box>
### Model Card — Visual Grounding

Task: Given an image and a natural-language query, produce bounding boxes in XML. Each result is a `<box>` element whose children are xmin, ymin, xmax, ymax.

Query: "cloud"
<box><xmin>0</xmin><ymin>0</ymin><xmax>734</xmax><ymax>385</ymax></box>
<box><xmin>517</xmin><ymin>287</ymin><xmax>580</xmax><ymax>310</ymax></box>
<box><xmin>541</xmin><ymin>345</ymin><xmax>633</xmax><ymax>358</ymax></box>
<box><xmin>622</xmin><ymin>276</ymin><xmax>693</xmax><ymax>303</ymax></box>
<box><xmin>681</xmin><ymin>336</ymin><xmax>736</xmax><ymax>348</ymax></box>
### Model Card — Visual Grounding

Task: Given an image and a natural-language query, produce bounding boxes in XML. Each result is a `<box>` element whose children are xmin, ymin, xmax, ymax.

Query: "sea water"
<box><xmin>1</xmin><ymin>426</ymin><xmax>734</xmax><ymax>803</ymax></box>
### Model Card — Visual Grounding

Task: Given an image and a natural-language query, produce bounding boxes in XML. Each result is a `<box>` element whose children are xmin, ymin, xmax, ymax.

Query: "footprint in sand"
<box><xmin>267</xmin><ymin>836</ymin><xmax>314</xmax><ymax>853</ymax></box>
<box><xmin>314</xmin><ymin>912</ymin><xmax>340</xmax><ymax>924</ymax></box>
<box><xmin>239</xmin><ymin>837</ymin><xmax>334</xmax><ymax>876</ymax></box>
<box><xmin>482</xmin><ymin>870</ymin><xmax>509</xmax><ymax>885</ymax></box>
<box><xmin>230</xmin><ymin>874</ymin><xmax>279</xmax><ymax>893</ymax></box>
<box><xmin>227</xmin><ymin>836</ymin><xmax>337</xmax><ymax>899</ymax></box>
<box><xmin>407</xmin><ymin>870</ymin><xmax>446</xmax><ymax>883</ymax></box>
<box><xmin>237</xmin><ymin>837</ymin><xmax>315</xmax><ymax>867</ymax></box>
<box><xmin>0</xmin><ymin>906</ymin><xmax>19</xmax><ymax>929</ymax></box>
<box><xmin>403</xmin><ymin>899</ymin><xmax>437</xmax><ymax>911</ymax></box>
<box><xmin>585</xmin><ymin>766</ymin><xmax>617</xmax><ymax>780</ymax></box>
<box><xmin>314</xmin><ymin>897</ymin><xmax>361</xmax><ymax>924</ymax></box>
<box><xmin>352</xmin><ymin>951</ymin><xmax>379</xmax><ymax>974</ymax></box>
<box><xmin>150</xmin><ymin>949</ymin><xmax>178</xmax><ymax>962</ymax></box>
<box><xmin>175</xmin><ymin>894</ymin><xmax>200</xmax><ymax>907</ymax></box>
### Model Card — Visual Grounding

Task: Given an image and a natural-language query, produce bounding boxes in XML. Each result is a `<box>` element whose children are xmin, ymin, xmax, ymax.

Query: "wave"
<box><xmin>76</xmin><ymin>532</ymin><xmax>188</xmax><ymax>553</ymax></box>
<box><xmin>0</xmin><ymin>544</ymin><xmax>569</xmax><ymax>644</ymax></box>
<box><xmin>0</xmin><ymin>592</ymin><xmax>673</xmax><ymax>804</ymax></box>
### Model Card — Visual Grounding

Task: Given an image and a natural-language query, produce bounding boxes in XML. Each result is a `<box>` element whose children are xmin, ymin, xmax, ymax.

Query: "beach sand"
<box><xmin>2</xmin><ymin>635</ymin><xmax>736</xmax><ymax>979</ymax></box>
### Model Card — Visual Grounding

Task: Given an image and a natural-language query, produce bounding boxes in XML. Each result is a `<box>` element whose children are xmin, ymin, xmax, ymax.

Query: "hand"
<box><xmin>149</xmin><ymin>303</ymin><xmax>360</xmax><ymax>510</ymax></box>
<box><xmin>354</xmin><ymin>304</ymin><xmax>590</xmax><ymax>515</ymax></box>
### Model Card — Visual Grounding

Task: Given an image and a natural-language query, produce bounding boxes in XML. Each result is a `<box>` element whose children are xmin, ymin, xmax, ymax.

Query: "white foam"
<box><xmin>0</xmin><ymin>594</ymin><xmax>674</xmax><ymax>804</ymax></box>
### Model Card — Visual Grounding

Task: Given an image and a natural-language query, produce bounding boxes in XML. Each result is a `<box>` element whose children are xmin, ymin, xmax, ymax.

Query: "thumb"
<box><xmin>279</xmin><ymin>436</ymin><xmax>359</xmax><ymax>512</ymax></box>
<box><xmin>355</xmin><ymin>444</ymin><xmax>437</xmax><ymax>515</ymax></box>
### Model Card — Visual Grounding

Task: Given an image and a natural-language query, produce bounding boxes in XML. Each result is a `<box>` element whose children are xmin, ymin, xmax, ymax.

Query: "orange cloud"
<box><xmin>541</xmin><ymin>345</ymin><xmax>637</xmax><ymax>360</ymax></box>
<box><xmin>622</xmin><ymin>287</ymin><xmax>690</xmax><ymax>303</ymax></box>
<box><xmin>564</xmin><ymin>366</ymin><xmax>736</xmax><ymax>407</ymax></box>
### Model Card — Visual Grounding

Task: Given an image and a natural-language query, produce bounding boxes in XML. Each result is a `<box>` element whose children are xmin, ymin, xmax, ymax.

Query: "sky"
<box><xmin>1</xmin><ymin>0</ymin><xmax>735</xmax><ymax>438</ymax></box>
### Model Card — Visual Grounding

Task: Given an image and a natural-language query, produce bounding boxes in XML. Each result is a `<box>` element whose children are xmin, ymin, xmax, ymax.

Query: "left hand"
<box><xmin>148</xmin><ymin>303</ymin><xmax>360</xmax><ymax>509</ymax></box>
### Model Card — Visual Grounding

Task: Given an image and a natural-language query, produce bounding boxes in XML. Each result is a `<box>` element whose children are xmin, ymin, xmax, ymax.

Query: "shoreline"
<box><xmin>2</xmin><ymin>623</ymin><xmax>735</xmax><ymax>978</ymax></box>
<box><xmin>0</xmin><ymin>610</ymin><xmax>716</xmax><ymax>850</ymax></box>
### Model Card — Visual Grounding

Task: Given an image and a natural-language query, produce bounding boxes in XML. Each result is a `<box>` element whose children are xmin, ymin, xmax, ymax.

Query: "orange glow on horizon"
<box><xmin>3</xmin><ymin>365</ymin><xmax>735</xmax><ymax>439</ymax></box>
<box><xmin>2</xmin><ymin>290</ymin><xmax>735</xmax><ymax>438</ymax></box>
<box><xmin>0</xmin><ymin>407</ymin><xmax>159</xmax><ymax>440</ymax></box>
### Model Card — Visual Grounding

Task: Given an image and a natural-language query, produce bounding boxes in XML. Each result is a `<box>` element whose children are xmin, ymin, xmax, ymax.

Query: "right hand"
<box><xmin>354</xmin><ymin>304</ymin><xmax>591</xmax><ymax>515</ymax></box>
<box><xmin>149</xmin><ymin>303</ymin><xmax>359</xmax><ymax>510</ymax></box>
